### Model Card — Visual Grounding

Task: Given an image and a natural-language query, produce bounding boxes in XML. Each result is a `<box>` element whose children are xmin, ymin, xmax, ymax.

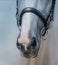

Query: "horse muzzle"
<box><xmin>16</xmin><ymin>37</ymin><xmax>40</xmax><ymax>58</ymax></box>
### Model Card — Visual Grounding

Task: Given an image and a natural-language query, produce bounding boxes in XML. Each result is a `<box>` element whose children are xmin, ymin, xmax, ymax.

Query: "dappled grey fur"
<box><xmin>28</xmin><ymin>13</ymin><xmax>44</xmax><ymax>43</ymax></box>
<box><xmin>17</xmin><ymin>0</ymin><xmax>52</xmax><ymax>19</ymax></box>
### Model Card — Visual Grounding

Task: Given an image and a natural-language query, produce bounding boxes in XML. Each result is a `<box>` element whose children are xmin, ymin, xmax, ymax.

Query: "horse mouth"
<box><xmin>23</xmin><ymin>53</ymin><xmax>37</xmax><ymax>58</ymax></box>
<box><xmin>22</xmin><ymin>50</ymin><xmax>38</xmax><ymax>58</ymax></box>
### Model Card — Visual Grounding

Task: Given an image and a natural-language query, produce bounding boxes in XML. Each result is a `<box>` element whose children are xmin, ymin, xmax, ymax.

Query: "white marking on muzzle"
<box><xmin>21</xmin><ymin>13</ymin><xmax>32</xmax><ymax>37</ymax></box>
<box><xmin>18</xmin><ymin>13</ymin><xmax>32</xmax><ymax>46</ymax></box>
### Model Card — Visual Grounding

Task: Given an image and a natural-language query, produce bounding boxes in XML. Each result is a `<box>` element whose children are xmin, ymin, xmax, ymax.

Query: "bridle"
<box><xmin>16</xmin><ymin>0</ymin><xmax>56</xmax><ymax>36</ymax></box>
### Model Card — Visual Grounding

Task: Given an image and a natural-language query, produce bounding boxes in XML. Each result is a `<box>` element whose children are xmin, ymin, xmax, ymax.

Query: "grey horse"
<box><xmin>16</xmin><ymin>0</ymin><xmax>56</xmax><ymax>58</ymax></box>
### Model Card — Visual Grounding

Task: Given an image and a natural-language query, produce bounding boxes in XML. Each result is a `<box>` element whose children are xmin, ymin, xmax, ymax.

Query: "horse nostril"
<box><xmin>31</xmin><ymin>37</ymin><xmax>37</xmax><ymax>48</ymax></box>
<box><xmin>16</xmin><ymin>42</ymin><xmax>24</xmax><ymax>50</ymax></box>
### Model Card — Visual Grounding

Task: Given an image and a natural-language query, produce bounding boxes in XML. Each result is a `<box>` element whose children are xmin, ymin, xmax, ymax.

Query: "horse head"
<box><xmin>16</xmin><ymin>0</ymin><xmax>56</xmax><ymax>58</ymax></box>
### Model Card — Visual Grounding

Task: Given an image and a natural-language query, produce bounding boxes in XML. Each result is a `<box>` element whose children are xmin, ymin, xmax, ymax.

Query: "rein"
<box><xmin>16</xmin><ymin>0</ymin><xmax>56</xmax><ymax>36</ymax></box>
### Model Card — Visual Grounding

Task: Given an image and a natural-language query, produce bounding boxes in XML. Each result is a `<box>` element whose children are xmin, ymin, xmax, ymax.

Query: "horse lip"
<box><xmin>22</xmin><ymin>50</ymin><xmax>38</xmax><ymax>58</ymax></box>
<box><xmin>23</xmin><ymin>53</ymin><xmax>38</xmax><ymax>58</ymax></box>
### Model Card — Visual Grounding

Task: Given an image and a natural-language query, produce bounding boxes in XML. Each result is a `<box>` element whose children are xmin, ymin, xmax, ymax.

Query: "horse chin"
<box><xmin>22</xmin><ymin>54</ymin><xmax>37</xmax><ymax>58</ymax></box>
<box><xmin>22</xmin><ymin>51</ymin><xmax>38</xmax><ymax>58</ymax></box>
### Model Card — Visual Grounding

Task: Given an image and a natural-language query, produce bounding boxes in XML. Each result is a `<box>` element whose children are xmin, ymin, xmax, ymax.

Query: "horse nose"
<box><xmin>17</xmin><ymin>41</ymin><xmax>30</xmax><ymax>56</ymax></box>
<box><xmin>31</xmin><ymin>37</ymin><xmax>37</xmax><ymax>47</ymax></box>
<box><xmin>16</xmin><ymin>37</ymin><xmax>37</xmax><ymax>58</ymax></box>
<box><xmin>17</xmin><ymin>37</ymin><xmax>37</xmax><ymax>50</ymax></box>
<box><xmin>16</xmin><ymin>41</ymin><xmax>25</xmax><ymax>50</ymax></box>
<box><xmin>27</xmin><ymin>37</ymin><xmax>37</xmax><ymax>50</ymax></box>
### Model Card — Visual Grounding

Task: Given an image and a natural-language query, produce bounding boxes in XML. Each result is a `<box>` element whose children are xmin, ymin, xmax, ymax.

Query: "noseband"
<box><xmin>16</xmin><ymin>0</ymin><xmax>56</xmax><ymax>36</ymax></box>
